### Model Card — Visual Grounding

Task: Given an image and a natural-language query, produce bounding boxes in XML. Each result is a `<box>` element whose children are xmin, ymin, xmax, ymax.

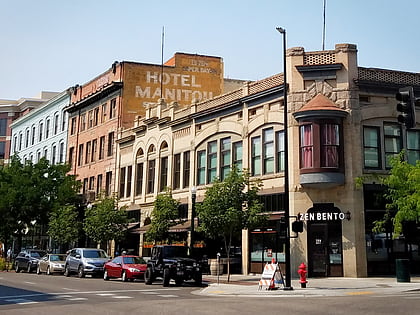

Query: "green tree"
<box><xmin>48</xmin><ymin>205</ymin><xmax>81</xmax><ymax>251</ymax></box>
<box><xmin>375</xmin><ymin>152</ymin><xmax>420</xmax><ymax>236</ymax></box>
<box><xmin>197</xmin><ymin>166</ymin><xmax>266</xmax><ymax>281</ymax></box>
<box><xmin>83</xmin><ymin>194</ymin><xmax>130</xmax><ymax>253</ymax></box>
<box><xmin>145</xmin><ymin>188</ymin><xmax>180</xmax><ymax>243</ymax></box>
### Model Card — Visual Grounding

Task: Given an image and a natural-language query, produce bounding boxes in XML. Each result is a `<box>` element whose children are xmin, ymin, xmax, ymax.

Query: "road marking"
<box><xmin>157</xmin><ymin>295</ymin><xmax>178</xmax><ymax>298</ymax></box>
<box><xmin>5</xmin><ymin>298</ymin><xmax>38</xmax><ymax>305</ymax></box>
<box><xmin>112</xmin><ymin>296</ymin><xmax>133</xmax><ymax>299</ymax></box>
<box><xmin>142</xmin><ymin>292</ymin><xmax>158</xmax><ymax>294</ymax></box>
<box><xmin>62</xmin><ymin>287</ymin><xmax>78</xmax><ymax>291</ymax></box>
<box><xmin>24</xmin><ymin>281</ymin><xmax>36</xmax><ymax>285</ymax></box>
<box><xmin>68</xmin><ymin>297</ymin><xmax>87</xmax><ymax>301</ymax></box>
<box><xmin>346</xmin><ymin>291</ymin><xmax>374</xmax><ymax>296</ymax></box>
<box><xmin>97</xmin><ymin>293</ymin><xmax>115</xmax><ymax>296</ymax></box>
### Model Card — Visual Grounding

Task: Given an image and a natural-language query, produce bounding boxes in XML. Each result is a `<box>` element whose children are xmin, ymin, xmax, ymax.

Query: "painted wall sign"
<box><xmin>299</xmin><ymin>212</ymin><xmax>347</xmax><ymax>221</ymax></box>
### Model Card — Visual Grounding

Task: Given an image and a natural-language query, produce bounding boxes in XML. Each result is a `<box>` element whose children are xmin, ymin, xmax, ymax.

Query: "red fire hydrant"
<box><xmin>297</xmin><ymin>263</ymin><xmax>308</xmax><ymax>288</ymax></box>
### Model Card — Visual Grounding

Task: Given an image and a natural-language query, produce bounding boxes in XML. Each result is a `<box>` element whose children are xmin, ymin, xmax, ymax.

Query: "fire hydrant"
<box><xmin>297</xmin><ymin>263</ymin><xmax>308</xmax><ymax>288</ymax></box>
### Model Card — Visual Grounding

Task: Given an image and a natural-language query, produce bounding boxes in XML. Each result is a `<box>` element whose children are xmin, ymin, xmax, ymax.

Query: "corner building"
<box><xmin>117</xmin><ymin>43</ymin><xmax>419</xmax><ymax>278</ymax></box>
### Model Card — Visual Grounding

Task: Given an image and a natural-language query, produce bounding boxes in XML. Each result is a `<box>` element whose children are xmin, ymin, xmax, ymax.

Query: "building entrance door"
<box><xmin>308</xmin><ymin>223</ymin><xmax>328</xmax><ymax>277</ymax></box>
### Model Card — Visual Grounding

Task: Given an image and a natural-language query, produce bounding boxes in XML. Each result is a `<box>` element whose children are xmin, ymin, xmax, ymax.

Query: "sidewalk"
<box><xmin>197</xmin><ymin>274</ymin><xmax>420</xmax><ymax>297</ymax></box>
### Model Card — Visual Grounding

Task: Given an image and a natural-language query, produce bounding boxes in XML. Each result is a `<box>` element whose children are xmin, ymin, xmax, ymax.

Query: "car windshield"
<box><xmin>123</xmin><ymin>257</ymin><xmax>146</xmax><ymax>264</ymax></box>
<box><xmin>163</xmin><ymin>246</ymin><xmax>188</xmax><ymax>257</ymax></box>
<box><xmin>83</xmin><ymin>250</ymin><xmax>107</xmax><ymax>258</ymax></box>
<box><xmin>30</xmin><ymin>251</ymin><xmax>46</xmax><ymax>258</ymax></box>
<box><xmin>50</xmin><ymin>255</ymin><xmax>66</xmax><ymax>261</ymax></box>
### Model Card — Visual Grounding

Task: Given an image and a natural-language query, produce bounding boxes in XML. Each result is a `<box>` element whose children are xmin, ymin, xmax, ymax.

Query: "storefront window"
<box><xmin>363</xmin><ymin>126</ymin><xmax>381</xmax><ymax>168</ymax></box>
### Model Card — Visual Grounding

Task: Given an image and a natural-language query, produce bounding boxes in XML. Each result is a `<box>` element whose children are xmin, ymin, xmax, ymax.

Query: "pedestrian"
<box><xmin>6</xmin><ymin>248</ymin><xmax>11</xmax><ymax>262</ymax></box>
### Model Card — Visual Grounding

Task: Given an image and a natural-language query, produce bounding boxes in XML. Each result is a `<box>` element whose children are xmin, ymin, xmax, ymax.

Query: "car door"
<box><xmin>109</xmin><ymin>257</ymin><xmax>122</xmax><ymax>278</ymax></box>
<box><xmin>39</xmin><ymin>255</ymin><xmax>48</xmax><ymax>272</ymax></box>
<box><xmin>68</xmin><ymin>249</ymin><xmax>78</xmax><ymax>272</ymax></box>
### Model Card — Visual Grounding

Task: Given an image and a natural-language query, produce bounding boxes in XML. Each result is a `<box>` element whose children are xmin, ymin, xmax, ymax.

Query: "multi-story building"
<box><xmin>0</xmin><ymin>92</ymin><xmax>58</xmax><ymax>165</ymax></box>
<box><xmin>116</xmin><ymin>43</ymin><xmax>419</xmax><ymax>278</ymax></box>
<box><xmin>10</xmin><ymin>90</ymin><xmax>70</xmax><ymax>164</ymax></box>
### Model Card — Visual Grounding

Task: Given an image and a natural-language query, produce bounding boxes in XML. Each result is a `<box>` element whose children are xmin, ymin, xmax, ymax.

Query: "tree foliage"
<box><xmin>83</xmin><ymin>194</ymin><xmax>130</xmax><ymax>247</ymax></box>
<box><xmin>145</xmin><ymin>188</ymin><xmax>180</xmax><ymax>243</ymax></box>
<box><xmin>48</xmin><ymin>205</ymin><xmax>81</xmax><ymax>247</ymax></box>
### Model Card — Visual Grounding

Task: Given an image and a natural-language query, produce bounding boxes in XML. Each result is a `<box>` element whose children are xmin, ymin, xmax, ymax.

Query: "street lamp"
<box><xmin>190</xmin><ymin>186</ymin><xmax>197</xmax><ymax>254</ymax></box>
<box><xmin>276</xmin><ymin>26</ymin><xmax>293</xmax><ymax>290</ymax></box>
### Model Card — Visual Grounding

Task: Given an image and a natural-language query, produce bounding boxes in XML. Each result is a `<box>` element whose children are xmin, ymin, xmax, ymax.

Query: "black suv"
<box><xmin>144</xmin><ymin>245</ymin><xmax>202</xmax><ymax>287</ymax></box>
<box><xmin>15</xmin><ymin>249</ymin><xmax>47</xmax><ymax>273</ymax></box>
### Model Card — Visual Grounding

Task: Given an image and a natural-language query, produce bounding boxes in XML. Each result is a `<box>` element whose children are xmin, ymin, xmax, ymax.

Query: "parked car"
<box><xmin>64</xmin><ymin>248</ymin><xmax>109</xmax><ymax>278</ymax></box>
<box><xmin>37</xmin><ymin>254</ymin><xmax>67</xmax><ymax>275</ymax></box>
<box><xmin>104</xmin><ymin>255</ymin><xmax>147</xmax><ymax>282</ymax></box>
<box><xmin>15</xmin><ymin>249</ymin><xmax>47</xmax><ymax>273</ymax></box>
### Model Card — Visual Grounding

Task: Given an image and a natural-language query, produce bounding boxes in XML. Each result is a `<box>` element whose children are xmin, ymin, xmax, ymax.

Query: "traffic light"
<box><xmin>292</xmin><ymin>220</ymin><xmax>304</xmax><ymax>233</ymax></box>
<box><xmin>396</xmin><ymin>86</ymin><xmax>416</xmax><ymax>129</ymax></box>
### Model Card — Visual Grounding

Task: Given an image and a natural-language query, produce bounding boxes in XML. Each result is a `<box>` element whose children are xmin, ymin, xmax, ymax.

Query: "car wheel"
<box><xmin>64</xmin><ymin>265</ymin><xmax>70</xmax><ymax>277</ymax></box>
<box><xmin>27</xmin><ymin>264</ymin><xmax>32</xmax><ymax>273</ymax></box>
<box><xmin>144</xmin><ymin>267</ymin><xmax>153</xmax><ymax>285</ymax></box>
<box><xmin>78</xmin><ymin>266</ymin><xmax>85</xmax><ymax>278</ymax></box>
<box><xmin>15</xmin><ymin>263</ymin><xmax>20</xmax><ymax>273</ymax></box>
<box><xmin>36</xmin><ymin>265</ymin><xmax>41</xmax><ymax>275</ymax></box>
<box><xmin>46</xmin><ymin>266</ymin><xmax>51</xmax><ymax>275</ymax></box>
<box><xmin>163</xmin><ymin>268</ymin><xmax>170</xmax><ymax>287</ymax></box>
<box><xmin>104</xmin><ymin>270</ymin><xmax>109</xmax><ymax>281</ymax></box>
<box><xmin>122</xmin><ymin>271</ymin><xmax>128</xmax><ymax>282</ymax></box>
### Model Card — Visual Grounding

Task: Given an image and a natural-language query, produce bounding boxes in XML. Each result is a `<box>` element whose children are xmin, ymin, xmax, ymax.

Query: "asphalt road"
<box><xmin>1</xmin><ymin>272</ymin><xmax>420</xmax><ymax>315</ymax></box>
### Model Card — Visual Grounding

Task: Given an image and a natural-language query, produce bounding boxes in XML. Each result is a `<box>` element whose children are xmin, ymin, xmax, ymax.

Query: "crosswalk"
<box><xmin>1</xmin><ymin>289</ymin><xmax>181</xmax><ymax>306</ymax></box>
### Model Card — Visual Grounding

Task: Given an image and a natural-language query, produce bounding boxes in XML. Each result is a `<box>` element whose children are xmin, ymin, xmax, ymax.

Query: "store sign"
<box><xmin>299</xmin><ymin>212</ymin><xmax>349</xmax><ymax>221</ymax></box>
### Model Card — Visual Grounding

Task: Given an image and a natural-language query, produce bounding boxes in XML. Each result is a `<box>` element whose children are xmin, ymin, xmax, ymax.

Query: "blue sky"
<box><xmin>1</xmin><ymin>0</ymin><xmax>419</xmax><ymax>100</ymax></box>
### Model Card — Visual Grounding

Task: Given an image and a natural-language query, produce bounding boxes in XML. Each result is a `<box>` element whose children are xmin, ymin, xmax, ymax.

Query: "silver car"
<box><xmin>37</xmin><ymin>254</ymin><xmax>66</xmax><ymax>275</ymax></box>
<box><xmin>64</xmin><ymin>248</ymin><xmax>109</xmax><ymax>278</ymax></box>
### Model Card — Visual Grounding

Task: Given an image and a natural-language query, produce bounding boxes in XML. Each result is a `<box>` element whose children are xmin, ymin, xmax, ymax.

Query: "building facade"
<box><xmin>10</xmin><ymin>90</ymin><xmax>70</xmax><ymax>165</ymax></box>
<box><xmin>116</xmin><ymin>43</ymin><xmax>419</xmax><ymax>278</ymax></box>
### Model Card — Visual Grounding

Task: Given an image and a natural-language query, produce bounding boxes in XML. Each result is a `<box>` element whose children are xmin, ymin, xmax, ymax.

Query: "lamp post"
<box><xmin>276</xmin><ymin>26</ymin><xmax>293</xmax><ymax>290</ymax></box>
<box><xmin>191</xmin><ymin>186</ymin><xmax>197</xmax><ymax>254</ymax></box>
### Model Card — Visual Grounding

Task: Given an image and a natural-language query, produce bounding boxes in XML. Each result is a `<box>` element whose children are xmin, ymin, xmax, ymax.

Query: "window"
<box><xmin>96</xmin><ymin>174</ymin><xmax>103</xmax><ymax>195</ymax></box>
<box><xmin>0</xmin><ymin>118</ymin><xmax>6</xmax><ymax>136</ymax></box>
<box><xmin>147</xmin><ymin>160</ymin><xmax>155</xmax><ymax>194</ymax></box>
<box><xmin>183</xmin><ymin>151</ymin><xmax>190</xmax><ymax>188</ymax></box>
<box><xmin>107</xmin><ymin>132</ymin><xmax>114</xmax><ymax>156</ymax></box>
<box><xmin>13</xmin><ymin>136</ymin><xmax>17</xmax><ymax>153</ymax></box>
<box><xmin>233</xmin><ymin>141</ymin><xmax>243</xmax><ymax>171</ymax></box>
<box><xmin>45</xmin><ymin>119</ymin><xmax>50</xmax><ymax>139</ymax></box>
<box><xmin>321</xmin><ymin>124</ymin><xmax>339</xmax><ymax>167</ymax></box>
<box><xmin>105</xmin><ymin>171</ymin><xmax>112</xmax><ymax>196</ymax></box>
<box><xmin>363</xmin><ymin>127</ymin><xmax>381</xmax><ymax>168</ymax></box>
<box><xmin>31</xmin><ymin>126</ymin><xmax>35</xmax><ymax>145</ymax></box>
<box><xmin>0</xmin><ymin>141</ymin><xmax>5</xmax><ymax>159</ymax></box>
<box><xmin>83</xmin><ymin>178</ymin><xmax>88</xmax><ymax>194</ymax></box>
<box><xmin>173</xmin><ymin>154</ymin><xmax>181</xmax><ymax>189</ymax></box>
<box><xmin>89</xmin><ymin>176</ymin><xmax>95</xmax><ymax>191</ymax></box>
<box><xmin>220</xmin><ymin>137</ymin><xmax>231</xmax><ymax>180</ymax></box>
<box><xmin>93</xmin><ymin>107</ymin><xmax>99</xmax><ymax>126</ymax></box>
<box><xmin>78</xmin><ymin>144</ymin><xmax>84</xmax><ymax>166</ymax></box>
<box><xmin>68</xmin><ymin>146</ymin><xmax>74</xmax><ymax>167</ymax></box>
<box><xmin>407</xmin><ymin>130</ymin><xmax>420</xmax><ymax>165</ymax></box>
<box><xmin>110</xmin><ymin>98</ymin><xmax>117</xmax><ymax>119</ymax></box>
<box><xmin>251</xmin><ymin>136</ymin><xmax>261</xmax><ymax>176</ymax></box>
<box><xmin>39</xmin><ymin>122</ymin><xmax>43</xmax><ymax>141</ymax></box>
<box><xmin>25</xmin><ymin>129</ymin><xmax>29</xmax><ymax>148</ymax></box>
<box><xmin>99</xmin><ymin>136</ymin><xmax>105</xmax><ymax>160</ymax></box>
<box><xmin>37</xmin><ymin>151</ymin><xmax>41</xmax><ymax>162</ymax></box>
<box><xmin>102</xmin><ymin>103</ymin><xmax>107</xmax><ymax>123</ymax></box>
<box><xmin>59</xmin><ymin>142</ymin><xmax>64</xmax><ymax>164</ymax></box>
<box><xmin>61</xmin><ymin>111</ymin><xmax>66</xmax><ymax>131</ymax></box>
<box><xmin>52</xmin><ymin>145</ymin><xmax>57</xmax><ymax>165</ymax></box>
<box><xmin>70</xmin><ymin>117</ymin><xmax>76</xmax><ymax>135</ymax></box>
<box><xmin>54</xmin><ymin>114</ymin><xmax>59</xmax><ymax>135</ymax></box>
<box><xmin>91</xmin><ymin>139</ymin><xmax>97</xmax><ymax>162</ymax></box>
<box><xmin>263</xmin><ymin>128</ymin><xmax>274</xmax><ymax>174</ymax></box>
<box><xmin>197</xmin><ymin>150</ymin><xmax>206</xmax><ymax>185</ymax></box>
<box><xmin>88</xmin><ymin>110</ymin><xmax>93</xmax><ymax>128</ymax></box>
<box><xmin>300</xmin><ymin>124</ymin><xmax>313</xmax><ymax>168</ymax></box>
<box><xmin>276</xmin><ymin>131</ymin><xmax>285</xmax><ymax>172</ymax></box>
<box><xmin>207</xmin><ymin>141</ymin><xmax>217</xmax><ymax>183</ymax></box>
<box><xmin>127</xmin><ymin>166</ymin><xmax>132</xmax><ymax>197</ymax></box>
<box><xmin>120</xmin><ymin>167</ymin><xmax>126</xmax><ymax>198</ymax></box>
<box><xmin>160</xmin><ymin>157</ymin><xmax>168</xmax><ymax>191</ymax></box>
<box><xmin>136</xmin><ymin>162</ymin><xmax>144</xmax><ymax>196</ymax></box>
<box><xmin>18</xmin><ymin>133</ymin><xmax>23</xmax><ymax>151</ymax></box>
<box><xmin>80</xmin><ymin>114</ymin><xmax>86</xmax><ymax>132</ymax></box>
<box><xmin>384</xmin><ymin>124</ymin><xmax>402</xmax><ymax>169</ymax></box>
<box><xmin>85</xmin><ymin>141</ymin><xmax>91</xmax><ymax>164</ymax></box>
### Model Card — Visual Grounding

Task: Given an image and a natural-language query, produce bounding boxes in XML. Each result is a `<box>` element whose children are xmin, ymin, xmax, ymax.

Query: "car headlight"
<box><xmin>128</xmin><ymin>268</ymin><xmax>140</xmax><ymax>272</ymax></box>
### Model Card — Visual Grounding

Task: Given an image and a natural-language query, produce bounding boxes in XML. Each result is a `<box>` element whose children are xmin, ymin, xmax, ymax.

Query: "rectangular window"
<box><xmin>83</xmin><ymin>178</ymin><xmax>88</xmax><ymax>194</ymax></box>
<box><xmin>136</xmin><ymin>162</ymin><xmax>144</xmax><ymax>196</ymax></box>
<box><xmin>107</xmin><ymin>132</ymin><xmax>114</xmax><ymax>156</ymax></box>
<box><xmin>127</xmin><ymin>165</ymin><xmax>132</xmax><ymax>197</ymax></box>
<box><xmin>78</xmin><ymin>144</ymin><xmax>84</xmax><ymax>166</ymax></box>
<box><xmin>251</xmin><ymin>136</ymin><xmax>261</xmax><ymax>176</ymax></box>
<box><xmin>45</xmin><ymin>120</ymin><xmax>50</xmax><ymax>139</ymax></box>
<box><xmin>263</xmin><ymin>128</ymin><xmax>274</xmax><ymax>174</ymax></box>
<box><xmin>13</xmin><ymin>136</ymin><xmax>17</xmax><ymax>153</ymax></box>
<box><xmin>0</xmin><ymin>141</ymin><xmax>5</xmax><ymax>159</ymax></box>
<box><xmin>68</xmin><ymin>146</ymin><xmax>75</xmax><ymax>167</ymax></box>
<box><xmin>52</xmin><ymin>145</ymin><xmax>56</xmax><ymax>165</ymax></box>
<box><xmin>110</xmin><ymin>98</ymin><xmax>117</xmax><ymax>119</ymax></box>
<box><xmin>99</xmin><ymin>136</ymin><xmax>105</xmax><ymax>160</ymax></box>
<box><xmin>407</xmin><ymin>130</ymin><xmax>420</xmax><ymax>165</ymax></box>
<box><xmin>160</xmin><ymin>157</ymin><xmax>168</xmax><ymax>191</ymax></box>
<box><xmin>363</xmin><ymin>126</ymin><xmax>381</xmax><ymax>168</ymax></box>
<box><xmin>25</xmin><ymin>129</ymin><xmax>29</xmax><ymax>148</ymax></box>
<box><xmin>91</xmin><ymin>139</ymin><xmax>97</xmax><ymax>162</ymax></box>
<box><xmin>276</xmin><ymin>131</ymin><xmax>285</xmax><ymax>172</ymax></box>
<box><xmin>207</xmin><ymin>141</ymin><xmax>217</xmax><ymax>183</ymax></box>
<box><xmin>89</xmin><ymin>176</ymin><xmax>95</xmax><ymax>191</ymax></box>
<box><xmin>97</xmin><ymin>174</ymin><xmax>103</xmax><ymax>195</ymax></box>
<box><xmin>233</xmin><ymin>141</ymin><xmax>243</xmax><ymax>171</ymax></box>
<box><xmin>321</xmin><ymin>124</ymin><xmax>339</xmax><ymax>168</ymax></box>
<box><xmin>80</xmin><ymin>114</ymin><xmax>86</xmax><ymax>132</ymax></box>
<box><xmin>147</xmin><ymin>160</ymin><xmax>156</xmax><ymax>194</ymax></box>
<box><xmin>19</xmin><ymin>133</ymin><xmax>22</xmax><ymax>151</ymax></box>
<box><xmin>54</xmin><ymin>114</ymin><xmax>59</xmax><ymax>135</ymax></box>
<box><xmin>39</xmin><ymin>122</ymin><xmax>43</xmax><ymax>141</ymax></box>
<box><xmin>31</xmin><ymin>126</ymin><xmax>35</xmax><ymax>145</ymax></box>
<box><xmin>85</xmin><ymin>141</ymin><xmax>91</xmax><ymax>164</ymax></box>
<box><xmin>300</xmin><ymin>124</ymin><xmax>313</xmax><ymax>168</ymax></box>
<box><xmin>62</xmin><ymin>111</ymin><xmax>66</xmax><ymax>131</ymax></box>
<box><xmin>101</xmin><ymin>103</ymin><xmax>107</xmax><ymax>123</ymax></box>
<box><xmin>70</xmin><ymin>117</ymin><xmax>76</xmax><ymax>135</ymax></box>
<box><xmin>183</xmin><ymin>151</ymin><xmax>190</xmax><ymax>188</ymax></box>
<box><xmin>0</xmin><ymin>118</ymin><xmax>6</xmax><ymax>136</ymax></box>
<box><xmin>88</xmin><ymin>110</ymin><xmax>93</xmax><ymax>128</ymax></box>
<box><xmin>220</xmin><ymin>137</ymin><xmax>231</xmax><ymax>180</ymax></box>
<box><xmin>105</xmin><ymin>171</ymin><xmax>112</xmax><ymax>196</ymax></box>
<box><xmin>197</xmin><ymin>150</ymin><xmax>206</xmax><ymax>185</ymax></box>
<box><xmin>93</xmin><ymin>107</ymin><xmax>99</xmax><ymax>126</ymax></box>
<box><xmin>384</xmin><ymin>124</ymin><xmax>402</xmax><ymax>168</ymax></box>
<box><xmin>173</xmin><ymin>154</ymin><xmax>181</xmax><ymax>189</ymax></box>
<box><xmin>120</xmin><ymin>167</ymin><xmax>126</xmax><ymax>198</ymax></box>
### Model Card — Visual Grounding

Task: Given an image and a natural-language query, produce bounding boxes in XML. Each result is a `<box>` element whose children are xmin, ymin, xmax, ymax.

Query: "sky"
<box><xmin>1</xmin><ymin>0</ymin><xmax>419</xmax><ymax>100</ymax></box>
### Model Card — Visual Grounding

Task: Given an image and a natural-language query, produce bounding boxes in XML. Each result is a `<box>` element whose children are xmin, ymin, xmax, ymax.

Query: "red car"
<box><xmin>103</xmin><ymin>255</ymin><xmax>147</xmax><ymax>282</ymax></box>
